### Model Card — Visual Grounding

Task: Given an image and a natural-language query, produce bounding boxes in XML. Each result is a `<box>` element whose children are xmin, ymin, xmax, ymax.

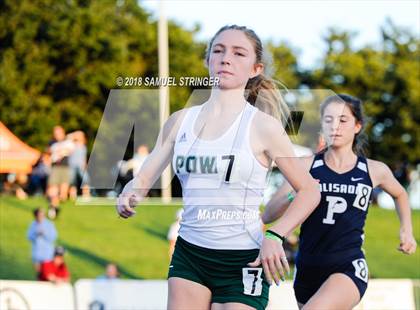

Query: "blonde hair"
<box><xmin>205</xmin><ymin>25</ymin><xmax>290</xmax><ymax>125</ymax></box>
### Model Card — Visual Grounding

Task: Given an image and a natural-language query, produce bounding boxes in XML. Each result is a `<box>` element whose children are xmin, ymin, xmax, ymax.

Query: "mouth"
<box><xmin>217</xmin><ymin>70</ymin><xmax>234</xmax><ymax>76</ymax></box>
<box><xmin>330</xmin><ymin>134</ymin><xmax>342</xmax><ymax>139</ymax></box>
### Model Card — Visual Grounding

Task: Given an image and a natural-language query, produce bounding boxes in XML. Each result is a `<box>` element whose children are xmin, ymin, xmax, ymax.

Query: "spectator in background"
<box><xmin>68</xmin><ymin>130</ymin><xmax>90</xmax><ymax>200</ymax></box>
<box><xmin>28</xmin><ymin>153</ymin><xmax>51</xmax><ymax>196</ymax></box>
<box><xmin>113</xmin><ymin>145</ymin><xmax>150</xmax><ymax>196</ymax></box>
<box><xmin>47</xmin><ymin>126</ymin><xmax>75</xmax><ymax>219</ymax></box>
<box><xmin>112</xmin><ymin>160</ymin><xmax>133</xmax><ymax>196</ymax></box>
<box><xmin>126</xmin><ymin>144</ymin><xmax>150</xmax><ymax>177</ymax></box>
<box><xmin>97</xmin><ymin>263</ymin><xmax>120</xmax><ymax>280</ymax></box>
<box><xmin>38</xmin><ymin>246</ymin><xmax>70</xmax><ymax>283</ymax></box>
<box><xmin>167</xmin><ymin>208</ymin><xmax>183</xmax><ymax>258</ymax></box>
<box><xmin>3</xmin><ymin>173</ymin><xmax>28</xmax><ymax>200</ymax></box>
<box><xmin>27</xmin><ymin>208</ymin><xmax>57</xmax><ymax>274</ymax></box>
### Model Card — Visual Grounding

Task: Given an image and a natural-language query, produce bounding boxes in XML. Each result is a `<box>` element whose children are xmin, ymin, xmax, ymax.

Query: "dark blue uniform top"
<box><xmin>297</xmin><ymin>152</ymin><xmax>373</xmax><ymax>266</ymax></box>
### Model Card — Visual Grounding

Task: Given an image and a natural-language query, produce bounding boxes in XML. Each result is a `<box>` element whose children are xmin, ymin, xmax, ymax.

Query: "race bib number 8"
<box><xmin>352</xmin><ymin>258</ymin><xmax>368</xmax><ymax>283</ymax></box>
<box><xmin>242</xmin><ymin>268</ymin><xmax>263</xmax><ymax>296</ymax></box>
<box><xmin>353</xmin><ymin>184</ymin><xmax>372</xmax><ymax>211</ymax></box>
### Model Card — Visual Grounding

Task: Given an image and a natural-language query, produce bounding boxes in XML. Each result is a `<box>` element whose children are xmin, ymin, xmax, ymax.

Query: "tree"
<box><xmin>305</xmin><ymin>20</ymin><xmax>419</xmax><ymax>165</ymax></box>
<box><xmin>0</xmin><ymin>0</ymin><xmax>207</xmax><ymax>154</ymax></box>
<box><xmin>267</xmin><ymin>41</ymin><xmax>300</xmax><ymax>89</ymax></box>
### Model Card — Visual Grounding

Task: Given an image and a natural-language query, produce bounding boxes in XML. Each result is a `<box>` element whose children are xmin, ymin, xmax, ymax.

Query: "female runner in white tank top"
<box><xmin>117</xmin><ymin>25</ymin><xmax>321</xmax><ymax>310</ymax></box>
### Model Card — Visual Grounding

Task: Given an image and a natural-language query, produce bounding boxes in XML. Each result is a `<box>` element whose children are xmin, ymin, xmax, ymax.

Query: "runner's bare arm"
<box><xmin>116</xmin><ymin>109</ymin><xmax>187</xmax><ymax>218</ymax></box>
<box><xmin>258</xmin><ymin>113</ymin><xmax>320</xmax><ymax>237</ymax></box>
<box><xmin>262</xmin><ymin>156</ymin><xmax>315</xmax><ymax>224</ymax></box>
<box><xmin>369</xmin><ymin>159</ymin><xmax>416</xmax><ymax>254</ymax></box>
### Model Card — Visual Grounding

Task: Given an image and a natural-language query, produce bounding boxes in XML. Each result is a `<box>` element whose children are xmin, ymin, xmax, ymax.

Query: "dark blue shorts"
<box><xmin>294</xmin><ymin>252</ymin><xmax>368</xmax><ymax>304</ymax></box>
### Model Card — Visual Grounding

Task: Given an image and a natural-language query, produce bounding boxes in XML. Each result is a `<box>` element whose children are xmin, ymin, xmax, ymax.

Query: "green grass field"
<box><xmin>1</xmin><ymin>195</ymin><xmax>419</xmax><ymax>283</ymax></box>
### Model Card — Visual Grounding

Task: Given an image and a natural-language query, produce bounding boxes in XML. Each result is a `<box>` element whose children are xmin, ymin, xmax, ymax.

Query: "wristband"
<box><xmin>265</xmin><ymin>233</ymin><xmax>282</xmax><ymax>243</ymax></box>
<box><xmin>287</xmin><ymin>191</ymin><xmax>295</xmax><ymax>203</ymax></box>
<box><xmin>265</xmin><ymin>229</ymin><xmax>286</xmax><ymax>243</ymax></box>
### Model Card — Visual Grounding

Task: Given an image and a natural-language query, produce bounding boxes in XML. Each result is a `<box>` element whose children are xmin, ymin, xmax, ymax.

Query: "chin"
<box><xmin>216</xmin><ymin>83</ymin><xmax>231</xmax><ymax>89</ymax></box>
<box><xmin>330</xmin><ymin>141</ymin><xmax>352</xmax><ymax>149</ymax></box>
<box><xmin>217</xmin><ymin>83</ymin><xmax>243</xmax><ymax>90</ymax></box>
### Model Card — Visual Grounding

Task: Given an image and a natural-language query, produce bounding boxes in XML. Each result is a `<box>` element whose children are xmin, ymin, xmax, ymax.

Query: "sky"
<box><xmin>140</xmin><ymin>0</ymin><xmax>420</xmax><ymax>68</ymax></box>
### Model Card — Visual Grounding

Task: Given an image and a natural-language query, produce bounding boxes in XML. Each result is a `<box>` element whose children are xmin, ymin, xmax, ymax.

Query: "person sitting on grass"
<box><xmin>38</xmin><ymin>246</ymin><xmax>70</xmax><ymax>284</ymax></box>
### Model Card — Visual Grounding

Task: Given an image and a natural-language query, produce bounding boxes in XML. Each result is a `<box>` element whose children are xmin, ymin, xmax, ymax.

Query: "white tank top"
<box><xmin>172</xmin><ymin>102</ymin><xmax>268</xmax><ymax>249</ymax></box>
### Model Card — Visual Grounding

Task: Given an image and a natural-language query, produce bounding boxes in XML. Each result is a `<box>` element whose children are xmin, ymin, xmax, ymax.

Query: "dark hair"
<box><xmin>205</xmin><ymin>25</ymin><xmax>289</xmax><ymax>124</ymax></box>
<box><xmin>320</xmin><ymin>94</ymin><xmax>367</xmax><ymax>155</ymax></box>
<box><xmin>33</xmin><ymin>208</ymin><xmax>42</xmax><ymax>218</ymax></box>
<box><xmin>54</xmin><ymin>246</ymin><xmax>65</xmax><ymax>256</ymax></box>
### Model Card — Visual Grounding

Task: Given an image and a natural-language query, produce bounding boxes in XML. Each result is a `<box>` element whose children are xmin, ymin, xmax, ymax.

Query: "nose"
<box><xmin>221</xmin><ymin>51</ymin><xmax>232</xmax><ymax>65</ymax></box>
<box><xmin>325</xmin><ymin>119</ymin><xmax>339</xmax><ymax>133</ymax></box>
<box><xmin>331</xmin><ymin>119</ymin><xmax>342</xmax><ymax>133</ymax></box>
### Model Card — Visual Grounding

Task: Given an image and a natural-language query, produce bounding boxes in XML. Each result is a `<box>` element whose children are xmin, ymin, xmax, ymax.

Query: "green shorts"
<box><xmin>168</xmin><ymin>236</ymin><xmax>270</xmax><ymax>310</ymax></box>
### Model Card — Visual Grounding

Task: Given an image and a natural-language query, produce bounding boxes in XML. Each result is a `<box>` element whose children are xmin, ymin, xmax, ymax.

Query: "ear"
<box><xmin>355</xmin><ymin>121</ymin><xmax>362</xmax><ymax>134</ymax></box>
<box><xmin>250</xmin><ymin>63</ymin><xmax>264</xmax><ymax>79</ymax></box>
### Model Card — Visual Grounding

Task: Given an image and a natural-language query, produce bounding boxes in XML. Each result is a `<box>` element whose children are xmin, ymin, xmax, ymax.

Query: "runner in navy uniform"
<box><xmin>262</xmin><ymin>94</ymin><xmax>417</xmax><ymax>309</ymax></box>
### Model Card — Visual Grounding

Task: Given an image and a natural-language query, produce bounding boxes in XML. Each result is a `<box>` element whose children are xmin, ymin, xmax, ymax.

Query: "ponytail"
<box><xmin>246</xmin><ymin>74</ymin><xmax>289</xmax><ymax>126</ymax></box>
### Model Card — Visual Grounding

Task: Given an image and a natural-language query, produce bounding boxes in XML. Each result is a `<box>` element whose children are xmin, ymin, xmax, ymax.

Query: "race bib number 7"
<box><xmin>242</xmin><ymin>268</ymin><xmax>263</xmax><ymax>296</ymax></box>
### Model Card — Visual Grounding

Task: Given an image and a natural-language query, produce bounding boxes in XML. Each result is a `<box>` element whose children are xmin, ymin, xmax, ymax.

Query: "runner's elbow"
<box><xmin>304</xmin><ymin>179</ymin><xmax>321</xmax><ymax>207</ymax></box>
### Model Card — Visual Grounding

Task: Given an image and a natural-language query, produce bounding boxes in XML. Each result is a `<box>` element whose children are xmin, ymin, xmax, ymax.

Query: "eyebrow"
<box><xmin>324</xmin><ymin>115</ymin><xmax>349</xmax><ymax>118</ymax></box>
<box><xmin>213</xmin><ymin>43</ymin><xmax>249</xmax><ymax>52</ymax></box>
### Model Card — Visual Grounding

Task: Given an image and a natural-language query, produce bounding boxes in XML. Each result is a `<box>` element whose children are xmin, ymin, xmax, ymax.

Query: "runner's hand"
<box><xmin>248</xmin><ymin>237</ymin><xmax>290</xmax><ymax>285</ymax></box>
<box><xmin>398</xmin><ymin>228</ymin><xmax>417</xmax><ymax>254</ymax></box>
<box><xmin>116</xmin><ymin>180</ymin><xmax>143</xmax><ymax>219</ymax></box>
